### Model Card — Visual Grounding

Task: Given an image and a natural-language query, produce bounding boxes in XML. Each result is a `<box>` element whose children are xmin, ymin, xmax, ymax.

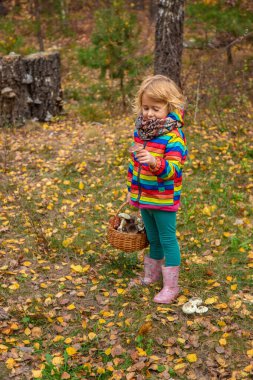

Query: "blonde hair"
<box><xmin>134</xmin><ymin>75</ymin><xmax>187</xmax><ymax>115</ymax></box>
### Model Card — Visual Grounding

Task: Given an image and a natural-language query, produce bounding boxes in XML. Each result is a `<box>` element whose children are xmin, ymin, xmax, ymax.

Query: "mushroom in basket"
<box><xmin>117</xmin><ymin>213</ymin><xmax>145</xmax><ymax>234</ymax></box>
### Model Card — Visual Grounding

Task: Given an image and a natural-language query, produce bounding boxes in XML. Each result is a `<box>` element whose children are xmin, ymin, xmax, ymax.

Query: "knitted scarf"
<box><xmin>135</xmin><ymin>110</ymin><xmax>184</xmax><ymax>141</ymax></box>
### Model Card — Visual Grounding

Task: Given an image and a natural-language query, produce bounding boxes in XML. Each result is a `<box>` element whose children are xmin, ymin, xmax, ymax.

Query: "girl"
<box><xmin>126</xmin><ymin>75</ymin><xmax>188</xmax><ymax>304</ymax></box>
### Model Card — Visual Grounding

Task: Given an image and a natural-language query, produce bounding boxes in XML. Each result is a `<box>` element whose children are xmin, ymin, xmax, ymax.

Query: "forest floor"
<box><xmin>0</xmin><ymin>5</ymin><xmax>253</xmax><ymax>380</ymax></box>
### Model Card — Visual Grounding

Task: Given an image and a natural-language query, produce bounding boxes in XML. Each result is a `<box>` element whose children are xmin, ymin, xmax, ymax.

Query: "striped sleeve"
<box><xmin>127</xmin><ymin>154</ymin><xmax>134</xmax><ymax>191</ymax></box>
<box><xmin>149</xmin><ymin>131</ymin><xmax>187</xmax><ymax>181</ymax></box>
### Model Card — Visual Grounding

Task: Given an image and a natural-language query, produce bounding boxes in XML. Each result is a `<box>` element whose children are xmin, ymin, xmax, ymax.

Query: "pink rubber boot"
<box><xmin>141</xmin><ymin>256</ymin><xmax>163</xmax><ymax>285</ymax></box>
<box><xmin>153</xmin><ymin>265</ymin><xmax>180</xmax><ymax>304</ymax></box>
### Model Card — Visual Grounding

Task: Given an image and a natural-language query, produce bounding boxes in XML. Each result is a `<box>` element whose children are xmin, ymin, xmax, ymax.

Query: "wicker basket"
<box><xmin>107</xmin><ymin>201</ymin><xmax>149</xmax><ymax>252</ymax></box>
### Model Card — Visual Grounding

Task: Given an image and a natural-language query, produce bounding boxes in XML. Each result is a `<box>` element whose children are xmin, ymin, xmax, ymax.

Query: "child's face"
<box><xmin>141</xmin><ymin>93</ymin><xmax>168</xmax><ymax>120</ymax></box>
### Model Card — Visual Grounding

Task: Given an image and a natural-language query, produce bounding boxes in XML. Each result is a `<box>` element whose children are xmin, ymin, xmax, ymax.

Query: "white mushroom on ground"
<box><xmin>182</xmin><ymin>302</ymin><xmax>198</xmax><ymax>314</ymax></box>
<box><xmin>182</xmin><ymin>297</ymin><xmax>208</xmax><ymax>315</ymax></box>
<box><xmin>195</xmin><ymin>306</ymin><xmax>209</xmax><ymax>314</ymax></box>
<box><xmin>189</xmin><ymin>297</ymin><xmax>202</xmax><ymax>307</ymax></box>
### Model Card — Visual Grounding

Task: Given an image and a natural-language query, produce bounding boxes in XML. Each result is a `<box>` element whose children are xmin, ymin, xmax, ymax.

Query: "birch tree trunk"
<box><xmin>60</xmin><ymin>0</ymin><xmax>69</xmax><ymax>29</ymax></box>
<box><xmin>154</xmin><ymin>0</ymin><xmax>185</xmax><ymax>88</ymax></box>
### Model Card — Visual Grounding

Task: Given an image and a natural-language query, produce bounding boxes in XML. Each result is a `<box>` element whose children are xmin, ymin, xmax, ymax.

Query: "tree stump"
<box><xmin>0</xmin><ymin>51</ymin><xmax>63</xmax><ymax>127</ymax></box>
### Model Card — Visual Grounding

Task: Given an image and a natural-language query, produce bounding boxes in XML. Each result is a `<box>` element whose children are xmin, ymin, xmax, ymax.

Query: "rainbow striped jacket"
<box><xmin>127</xmin><ymin>110</ymin><xmax>188</xmax><ymax>211</ymax></box>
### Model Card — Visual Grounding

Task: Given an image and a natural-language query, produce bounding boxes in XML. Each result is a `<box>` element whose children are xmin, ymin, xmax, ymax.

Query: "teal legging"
<box><xmin>141</xmin><ymin>209</ymin><xmax>180</xmax><ymax>267</ymax></box>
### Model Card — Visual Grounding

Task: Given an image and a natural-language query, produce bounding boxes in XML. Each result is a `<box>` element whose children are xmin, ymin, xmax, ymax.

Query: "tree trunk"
<box><xmin>0</xmin><ymin>0</ymin><xmax>8</xmax><ymax>16</ymax></box>
<box><xmin>60</xmin><ymin>0</ymin><xmax>69</xmax><ymax>29</ymax></box>
<box><xmin>226</xmin><ymin>45</ymin><xmax>233</xmax><ymax>64</ymax></box>
<box><xmin>0</xmin><ymin>52</ymin><xmax>63</xmax><ymax>127</ymax></box>
<box><xmin>154</xmin><ymin>0</ymin><xmax>185</xmax><ymax>88</ymax></box>
<box><xmin>149</xmin><ymin>0</ymin><xmax>157</xmax><ymax>22</ymax></box>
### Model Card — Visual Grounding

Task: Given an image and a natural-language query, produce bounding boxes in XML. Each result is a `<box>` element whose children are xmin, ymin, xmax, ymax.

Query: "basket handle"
<box><xmin>114</xmin><ymin>201</ymin><xmax>141</xmax><ymax>218</ymax></box>
<box><xmin>114</xmin><ymin>201</ymin><xmax>129</xmax><ymax>217</ymax></box>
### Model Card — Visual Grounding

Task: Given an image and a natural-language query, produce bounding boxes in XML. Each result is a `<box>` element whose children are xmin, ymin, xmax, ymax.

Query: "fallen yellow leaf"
<box><xmin>62</xmin><ymin>238</ymin><xmax>73</xmax><ymax>248</ymax></box>
<box><xmin>219</xmin><ymin>338</ymin><xmax>227</xmax><ymax>346</ymax></box>
<box><xmin>67</xmin><ymin>304</ymin><xmax>75</xmax><ymax>310</ymax></box>
<box><xmin>101</xmin><ymin>310</ymin><xmax>114</xmax><ymax>317</ymax></box>
<box><xmin>216</xmin><ymin>303</ymin><xmax>228</xmax><ymax>309</ymax></box>
<box><xmin>247</xmin><ymin>349</ymin><xmax>253</xmax><ymax>358</ymax></box>
<box><xmin>202</xmin><ymin>206</ymin><xmax>211</xmax><ymax>216</ymax></box>
<box><xmin>205</xmin><ymin>296</ymin><xmax>218</xmax><ymax>305</ymax></box>
<box><xmin>70</xmin><ymin>264</ymin><xmax>83</xmax><ymax>273</ymax></box>
<box><xmin>71</xmin><ymin>264</ymin><xmax>90</xmax><ymax>273</ymax></box>
<box><xmin>232</xmin><ymin>300</ymin><xmax>242</xmax><ymax>309</ymax></box>
<box><xmin>116</xmin><ymin>288</ymin><xmax>125</xmax><ymax>294</ymax></box>
<box><xmin>23</xmin><ymin>261</ymin><xmax>31</xmax><ymax>266</ymax></box>
<box><xmin>247</xmin><ymin>251</ymin><xmax>253</xmax><ymax>259</ymax></box>
<box><xmin>81</xmin><ymin>320</ymin><xmax>87</xmax><ymax>329</ymax></box>
<box><xmin>53</xmin><ymin>335</ymin><xmax>64</xmax><ymax>342</ymax></box>
<box><xmin>32</xmin><ymin>370</ymin><xmax>42</xmax><ymax>379</ymax></box>
<box><xmin>52</xmin><ymin>356</ymin><xmax>64</xmax><ymax>366</ymax></box>
<box><xmin>138</xmin><ymin>322</ymin><xmax>153</xmax><ymax>335</ymax></box>
<box><xmin>174</xmin><ymin>363</ymin><xmax>186</xmax><ymax>370</ymax></box>
<box><xmin>150</xmin><ymin>355</ymin><xmax>160</xmax><ymax>361</ymax></box>
<box><xmin>136</xmin><ymin>347</ymin><xmax>147</xmax><ymax>356</ymax></box>
<box><xmin>244</xmin><ymin>364</ymin><xmax>253</xmax><ymax>373</ymax></box>
<box><xmin>66</xmin><ymin>346</ymin><xmax>77</xmax><ymax>356</ymax></box>
<box><xmin>10</xmin><ymin>323</ymin><xmax>19</xmax><ymax>330</ymax></box>
<box><xmin>88</xmin><ymin>332</ymin><xmax>96</xmax><ymax>340</ymax></box>
<box><xmin>24</xmin><ymin>327</ymin><xmax>31</xmax><ymax>336</ymax></box>
<box><xmin>186</xmin><ymin>353</ymin><xmax>198</xmax><ymax>363</ymax></box>
<box><xmin>6</xmin><ymin>358</ymin><xmax>16</xmax><ymax>369</ymax></box>
<box><xmin>9</xmin><ymin>283</ymin><xmax>20</xmax><ymax>290</ymax></box>
<box><xmin>0</xmin><ymin>344</ymin><xmax>8</xmax><ymax>353</ymax></box>
<box><xmin>97</xmin><ymin>367</ymin><xmax>105</xmax><ymax>374</ymax></box>
<box><xmin>105</xmin><ymin>348</ymin><xmax>111</xmax><ymax>355</ymax></box>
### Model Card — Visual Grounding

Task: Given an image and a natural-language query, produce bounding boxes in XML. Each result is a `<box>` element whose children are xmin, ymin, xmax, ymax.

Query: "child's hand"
<box><xmin>136</xmin><ymin>149</ymin><xmax>156</xmax><ymax>167</ymax></box>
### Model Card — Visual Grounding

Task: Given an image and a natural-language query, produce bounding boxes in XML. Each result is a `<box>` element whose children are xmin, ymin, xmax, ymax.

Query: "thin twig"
<box><xmin>194</xmin><ymin>60</ymin><xmax>203</xmax><ymax>124</ymax></box>
<box><xmin>225</xmin><ymin>30</ymin><xmax>253</xmax><ymax>50</ymax></box>
<box><xmin>184</xmin><ymin>30</ymin><xmax>253</xmax><ymax>51</ymax></box>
